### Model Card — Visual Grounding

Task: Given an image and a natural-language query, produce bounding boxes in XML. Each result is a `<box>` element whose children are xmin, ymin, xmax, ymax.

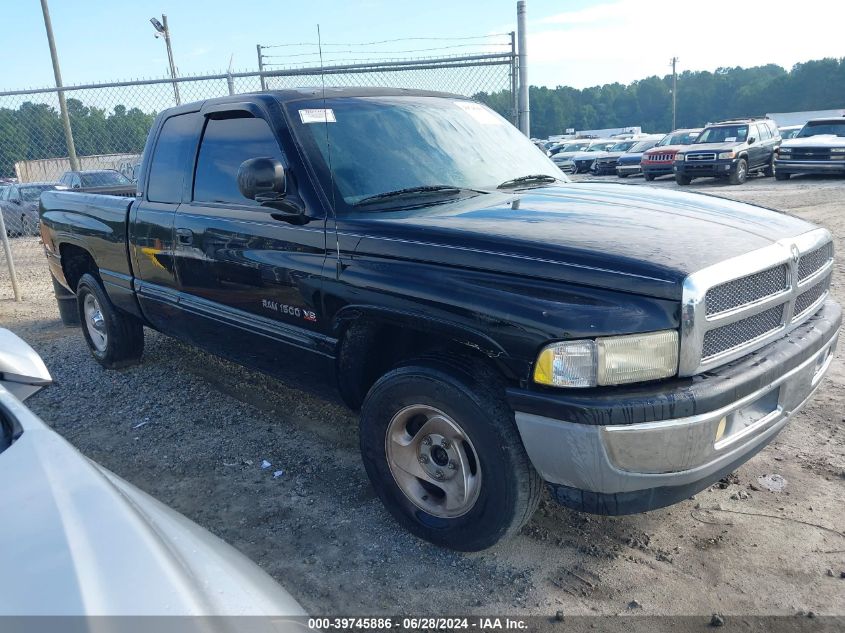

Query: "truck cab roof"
<box><xmin>163</xmin><ymin>87</ymin><xmax>469</xmax><ymax>118</ymax></box>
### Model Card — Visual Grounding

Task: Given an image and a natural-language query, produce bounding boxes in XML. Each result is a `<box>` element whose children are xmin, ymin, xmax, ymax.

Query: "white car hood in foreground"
<box><xmin>781</xmin><ymin>134</ymin><xmax>845</xmax><ymax>148</ymax></box>
<box><xmin>0</xmin><ymin>385</ymin><xmax>305</xmax><ymax>618</ymax></box>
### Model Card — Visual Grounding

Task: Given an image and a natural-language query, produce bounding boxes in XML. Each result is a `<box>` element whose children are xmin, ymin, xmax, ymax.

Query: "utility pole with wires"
<box><xmin>670</xmin><ymin>56</ymin><xmax>679</xmax><ymax>130</ymax></box>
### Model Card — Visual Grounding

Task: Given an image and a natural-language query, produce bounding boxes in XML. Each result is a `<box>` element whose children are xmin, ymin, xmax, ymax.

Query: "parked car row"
<box><xmin>1</xmin><ymin>169</ymin><xmax>135</xmax><ymax>237</ymax></box>
<box><xmin>547</xmin><ymin>115</ymin><xmax>845</xmax><ymax>187</ymax></box>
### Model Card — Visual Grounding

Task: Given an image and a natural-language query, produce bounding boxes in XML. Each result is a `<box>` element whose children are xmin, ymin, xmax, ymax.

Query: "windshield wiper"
<box><xmin>497</xmin><ymin>174</ymin><xmax>562</xmax><ymax>189</ymax></box>
<box><xmin>353</xmin><ymin>185</ymin><xmax>478</xmax><ymax>208</ymax></box>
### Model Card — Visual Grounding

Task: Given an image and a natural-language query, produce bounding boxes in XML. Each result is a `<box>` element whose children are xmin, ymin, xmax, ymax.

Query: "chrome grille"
<box><xmin>679</xmin><ymin>229</ymin><xmax>835</xmax><ymax>376</ymax></box>
<box><xmin>702</xmin><ymin>304</ymin><xmax>785</xmax><ymax>360</ymax></box>
<box><xmin>793</xmin><ymin>274</ymin><xmax>831</xmax><ymax>320</ymax></box>
<box><xmin>687</xmin><ymin>153</ymin><xmax>716</xmax><ymax>161</ymax></box>
<box><xmin>797</xmin><ymin>242</ymin><xmax>833</xmax><ymax>282</ymax></box>
<box><xmin>705</xmin><ymin>264</ymin><xmax>789</xmax><ymax>316</ymax></box>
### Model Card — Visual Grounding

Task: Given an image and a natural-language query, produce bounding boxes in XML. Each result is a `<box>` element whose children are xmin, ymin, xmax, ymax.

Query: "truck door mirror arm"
<box><xmin>237</xmin><ymin>157</ymin><xmax>309</xmax><ymax>224</ymax></box>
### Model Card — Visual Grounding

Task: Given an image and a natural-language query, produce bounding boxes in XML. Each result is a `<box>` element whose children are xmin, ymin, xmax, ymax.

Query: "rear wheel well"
<box><xmin>336</xmin><ymin>318</ymin><xmax>509</xmax><ymax>410</ymax></box>
<box><xmin>60</xmin><ymin>244</ymin><xmax>98</xmax><ymax>292</ymax></box>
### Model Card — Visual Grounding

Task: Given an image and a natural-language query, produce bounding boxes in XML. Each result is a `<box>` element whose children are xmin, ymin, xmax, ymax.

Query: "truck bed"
<box><xmin>40</xmin><ymin>190</ymin><xmax>135</xmax><ymax>290</ymax></box>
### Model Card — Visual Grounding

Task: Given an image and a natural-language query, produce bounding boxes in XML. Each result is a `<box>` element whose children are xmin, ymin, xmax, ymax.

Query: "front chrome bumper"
<box><xmin>775</xmin><ymin>159</ymin><xmax>845</xmax><ymax>173</ymax></box>
<box><xmin>514</xmin><ymin>324</ymin><xmax>838</xmax><ymax>508</ymax></box>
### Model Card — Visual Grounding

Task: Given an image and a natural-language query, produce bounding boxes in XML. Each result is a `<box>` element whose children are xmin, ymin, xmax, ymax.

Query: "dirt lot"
<box><xmin>1</xmin><ymin>173</ymin><xmax>844</xmax><ymax>620</ymax></box>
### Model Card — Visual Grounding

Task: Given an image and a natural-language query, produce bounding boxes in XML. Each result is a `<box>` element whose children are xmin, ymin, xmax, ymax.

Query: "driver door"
<box><xmin>172</xmin><ymin>106</ymin><xmax>331</xmax><ymax>380</ymax></box>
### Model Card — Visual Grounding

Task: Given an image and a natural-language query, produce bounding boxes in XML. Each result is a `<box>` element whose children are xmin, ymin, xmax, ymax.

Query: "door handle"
<box><xmin>176</xmin><ymin>228</ymin><xmax>193</xmax><ymax>245</ymax></box>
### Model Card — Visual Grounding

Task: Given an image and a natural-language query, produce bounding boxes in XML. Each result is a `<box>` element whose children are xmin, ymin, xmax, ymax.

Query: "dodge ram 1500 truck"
<box><xmin>40</xmin><ymin>89</ymin><xmax>840</xmax><ymax>551</ymax></box>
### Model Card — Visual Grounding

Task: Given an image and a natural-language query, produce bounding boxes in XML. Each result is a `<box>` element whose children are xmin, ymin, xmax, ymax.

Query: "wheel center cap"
<box><xmin>430</xmin><ymin>445</ymin><xmax>449</xmax><ymax>466</ymax></box>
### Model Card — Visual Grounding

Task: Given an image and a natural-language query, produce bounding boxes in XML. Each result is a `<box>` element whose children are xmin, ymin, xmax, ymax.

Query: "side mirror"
<box><xmin>237</xmin><ymin>157</ymin><xmax>307</xmax><ymax>223</ymax></box>
<box><xmin>237</xmin><ymin>157</ymin><xmax>286</xmax><ymax>201</ymax></box>
<box><xmin>748</xmin><ymin>137</ymin><xmax>756</xmax><ymax>145</ymax></box>
<box><xmin>0</xmin><ymin>329</ymin><xmax>52</xmax><ymax>401</ymax></box>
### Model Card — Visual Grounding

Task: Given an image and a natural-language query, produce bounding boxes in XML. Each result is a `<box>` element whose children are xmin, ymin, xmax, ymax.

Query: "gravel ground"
<box><xmin>1</xmin><ymin>173</ymin><xmax>844</xmax><ymax>621</ymax></box>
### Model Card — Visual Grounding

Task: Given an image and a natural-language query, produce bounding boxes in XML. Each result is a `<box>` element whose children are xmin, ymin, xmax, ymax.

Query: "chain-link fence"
<box><xmin>0</xmin><ymin>51</ymin><xmax>517</xmax><ymax>302</ymax></box>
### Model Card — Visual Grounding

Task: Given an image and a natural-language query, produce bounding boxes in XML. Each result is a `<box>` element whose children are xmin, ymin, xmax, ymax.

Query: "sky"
<box><xmin>1</xmin><ymin>0</ymin><xmax>843</xmax><ymax>92</ymax></box>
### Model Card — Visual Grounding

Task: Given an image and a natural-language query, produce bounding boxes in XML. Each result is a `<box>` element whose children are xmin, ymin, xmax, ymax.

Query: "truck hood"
<box><xmin>348</xmin><ymin>183</ymin><xmax>816</xmax><ymax>300</ymax></box>
<box><xmin>781</xmin><ymin>134</ymin><xmax>845</xmax><ymax>148</ymax></box>
<box><xmin>0</xmin><ymin>385</ymin><xmax>306</xmax><ymax>617</ymax></box>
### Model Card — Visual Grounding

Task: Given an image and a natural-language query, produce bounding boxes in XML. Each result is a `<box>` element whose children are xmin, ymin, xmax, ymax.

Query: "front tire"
<box><xmin>644</xmin><ymin>173</ymin><xmax>655</xmax><ymax>182</ymax></box>
<box><xmin>775</xmin><ymin>171</ymin><xmax>790</xmax><ymax>181</ymax></box>
<box><xmin>360</xmin><ymin>359</ymin><xmax>542</xmax><ymax>551</ymax></box>
<box><xmin>729</xmin><ymin>158</ymin><xmax>748</xmax><ymax>185</ymax></box>
<box><xmin>76</xmin><ymin>273</ymin><xmax>144</xmax><ymax>368</ymax></box>
<box><xmin>675</xmin><ymin>174</ymin><xmax>692</xmax><ymax>185</ymax></box>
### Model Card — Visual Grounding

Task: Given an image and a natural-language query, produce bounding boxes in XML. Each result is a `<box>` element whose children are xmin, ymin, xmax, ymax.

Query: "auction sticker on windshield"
<box><xmin>454</xmin><ymin>101</ymin><xmax>502</xmax><ymax>125</ymax></box>
<box><xmin>299</xmin><ymin>108</ymin><xmax>336</xmax><ymax>124</ymax></box>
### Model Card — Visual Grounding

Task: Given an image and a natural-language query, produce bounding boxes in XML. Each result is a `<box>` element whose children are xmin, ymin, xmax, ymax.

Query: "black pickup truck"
<box><xmin>40</xmin><ymin>89</ymin><xmax>840</xmax><ymax>551</ymax></box>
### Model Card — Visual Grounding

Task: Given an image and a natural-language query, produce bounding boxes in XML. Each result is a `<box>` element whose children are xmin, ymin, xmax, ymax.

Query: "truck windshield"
<box><xmin>288</xmin><ymin>96</ymin><xmax>566</xmax><ymax>211</ymax></box>
<box><xmin>797</xmin><ymin>121</ymin><xmax>845</xmax><ymax>138</ymax></box>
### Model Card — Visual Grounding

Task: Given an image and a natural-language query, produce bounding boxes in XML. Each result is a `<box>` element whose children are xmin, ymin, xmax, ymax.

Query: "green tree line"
<box><xmin>477</xmin><ymin>57</ymin><xmax>845</xmax><ymax>139</ymax></box>
<box><xmin>0</xmin><ymin>98</ymin><xmax>155</xmax><ymax>178</ymax></box>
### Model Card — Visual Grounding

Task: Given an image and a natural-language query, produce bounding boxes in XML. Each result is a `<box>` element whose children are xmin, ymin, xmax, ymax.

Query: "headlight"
<box><xmin>718</xmin><ymin>151</ymin><xmax>736</xmax><ymax>160</ymax></box>
<box><xmin>675</xmin><ymin>153</ymin><xmax>685</xmax><ymax>161</ymax></box>
<box><xmin>831</xmin><ymin>148</ymin><xmax>845</xmax><ymax>153</ymax></box>
<box><xmin>533</xmin><ymin>330</ymin><xmax>679</xmax><ymax>388</ymax></box>
<box><xmin>778</xmin><ymin>147</ymin><xmax>792</xmax><ymax>154</ymax></box>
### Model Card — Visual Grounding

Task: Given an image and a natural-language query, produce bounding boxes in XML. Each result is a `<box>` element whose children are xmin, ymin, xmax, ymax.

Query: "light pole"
<box><xmin>151</xmin><ymin>15</ymin><xmax>180</xmax><ymax>105</ymax></box>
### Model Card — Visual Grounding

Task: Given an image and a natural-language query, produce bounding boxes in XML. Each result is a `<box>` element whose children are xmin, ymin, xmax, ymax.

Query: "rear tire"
<box><xmin>52</xmin><ymin>275</ymin><xmax>80</xmax><ymax>326</ymax></box>
<box><xmin>359</xmin><ymin>358</ymin><xmax>542</xmax><ymax>551</ymax></box>
<box><xmin>76</xmin><ymin>273</ymin><xmax>144</xmax><ymax>368</ymax></box>
<box><xmin>675</xmin><ymin>174</ymin><xmax>692</xmax><ymax>186</ymax></box>
<box><xmin>729</xmin><ymin>158</ymin><xmax>748</xmax><ymax>185</ymax></box>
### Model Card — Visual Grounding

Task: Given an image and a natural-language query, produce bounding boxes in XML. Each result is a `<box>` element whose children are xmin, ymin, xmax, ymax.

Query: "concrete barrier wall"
<box><xmin>14</xmin><ymin>153</ymin><xmax>142</xmax><ymax>183</ymax></box>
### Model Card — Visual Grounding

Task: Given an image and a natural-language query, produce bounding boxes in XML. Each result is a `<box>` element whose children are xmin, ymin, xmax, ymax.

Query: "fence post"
<box><xmin>257</xmin><ymin>45</ymin><xmax>267</xmax><ymax>91</ymax></box>
<box><xmin>510</xmin><ymin>31</ymin><xmax>519</xmax><ymax>127</ymax></box>
<box><xmin>0</xmin><ymin>213</ymin><xmax>21</xmax><ymax>302</ymax></box>
<box><xmin>516</xmin><ymin>0</ymin><xmax>530</xmax><ymax>137</ymax></box>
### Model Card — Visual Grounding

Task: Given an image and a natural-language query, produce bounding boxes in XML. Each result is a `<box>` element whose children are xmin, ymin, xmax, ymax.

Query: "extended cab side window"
<box><xmin>193</xmin><ymin>116</ymin><xmax>285</xmax><ymax>206</ymax></box>
<box><xmin>147</xmin><ymin>113</ymin><xmax>200</xmax><ymax>204</ymax></box>
<box><xmin>757</xmin><ymin>123</ymin><xmax>771</xmax><ymax>141</ymax></box>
